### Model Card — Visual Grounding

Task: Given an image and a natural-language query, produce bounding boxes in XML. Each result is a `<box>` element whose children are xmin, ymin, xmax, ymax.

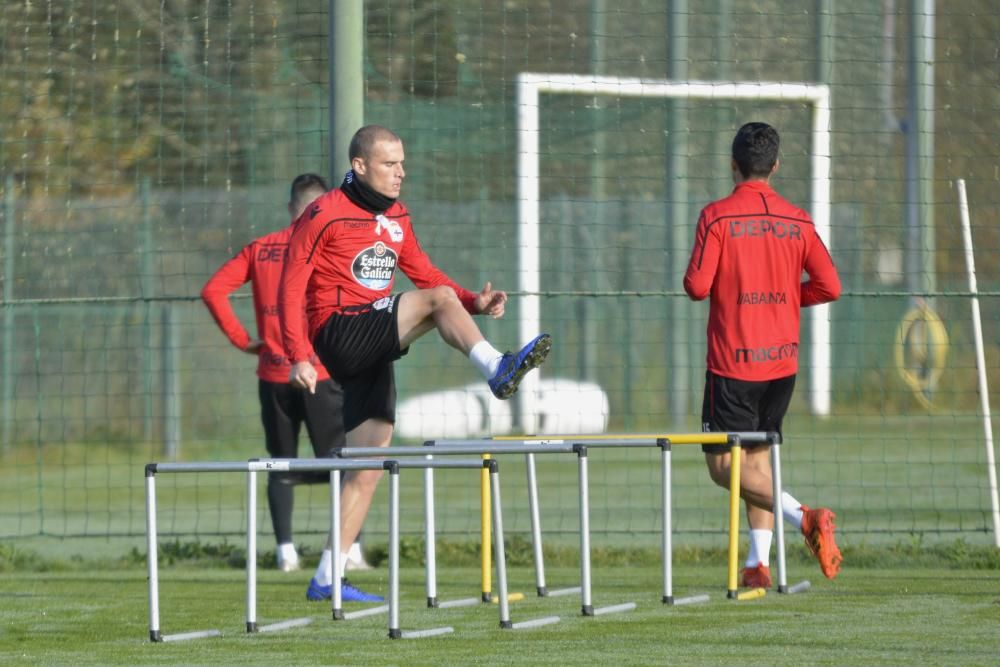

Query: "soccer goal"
<box><xmin>515</xmin><ymin>73</ymin><xmax>833</xmax><ymax>430</ymax></box>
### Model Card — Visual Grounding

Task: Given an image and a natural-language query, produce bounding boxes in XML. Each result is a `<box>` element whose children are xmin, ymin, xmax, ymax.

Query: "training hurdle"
<box><xmin>144</xmin><ymin>456</ymin><xmax>514</xmax><ymax>641</ymax></box>
<box><xmin>491</xmin><ymin>432</ymin><xmax>808</xmax><ymax>599</ymax></box>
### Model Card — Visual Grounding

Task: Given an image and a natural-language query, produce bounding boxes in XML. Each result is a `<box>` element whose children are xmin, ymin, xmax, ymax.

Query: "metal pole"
<box><xmin>815</xmin><ymin>0</ymin><xmax>833</xmax><ymax>83</ymax></box>
<box><xmin>577</xmin><ymin>446</ymin><xmax>593</xmax><ymax>616</ymax></box>
<box><xmin>583</xmin><ymin>0</ymin><xmax>607</xmax><ymax>383</ymax></box>
<box><xmin>2</xmin><ymin>175</ymin><xmax>16</xmax><ymax>452</ymax></box>
<box><xmin>424</xmin><ymin>455</ymin><xmax>438</xmax><ymax>607</ymax></box>
<box><xmin>956</xmin><ymin>179</ymin><xmax>1000</xmax><ymax>546</ymax></box>
<box><xmin>662</xmin><ymin>441</ymin><xmax>673</xmax><ymax>603</ymax></box>
<box><xmin>162</xmin><ymin>305</ymin><xmax>180</xmax><ymax>459</ymax></box>
<box><xmin>246</xmin><ymin>470</ymin><xmax>258</xmax><ymax>633</ymax></box>
<box><xmin>140</xmin><ymin>177</ymin><xmax>154</xmax><ymax>443</ymax></box>
<box><xmin>525</xmin><ymin>452</ymin><xmax>547</xmax><ymax>596</ymax></box>
<box><xmin>489</xmin><ymin>462</ymin><xmax>513</xmax><ymax>628</ymax></box>
<box><xmin>771</xmin><ymin>440</ymin><xmax>788</xmax><ymax>592</ymax></box>
<box><xmin>328</xmin><ymin>0</ymin><xmax>364</xmax><ymax>180</ymax></box>
<box><xmin>331</xmin><ymin>469</ymin><xmax>344</xmax><ymax>618</ymax></box>
<box><xmin>145</xmin><ymin>469</ymin><xmax>161</xmax><ymax>642</ymax></box>
<box><xmin>667</xmin><ymin>1</ymin><xmax>692</xmax><ymax>423</ymax></box>
<box><xmin>481</xmin><ymin>454</ymin><xmax>492</xmax><ymax>602</ymax></box>
<box><xmin>387</xmin><ymin>464</ymin><xmax>401</xmax><ymax>639</ymax></box>
<box><xmin>905</xmin><ymin>0</ymin><xmax>936</xmax><ymax>298</ymax></box>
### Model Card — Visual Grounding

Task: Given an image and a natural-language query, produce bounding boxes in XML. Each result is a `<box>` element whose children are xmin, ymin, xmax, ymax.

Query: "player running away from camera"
<box><xmin>683</xmin><ymin>122</ymin><xmax>843</xmax><ymax>588</ymax></box>
<box><xmin>279</xmin><ymin>124</ymin><xmax>551</xmax><ymax>602</ymax></box>
<box><xmin>200</xmin><ymin>174</ymin><xmax>372</xmax><ymax>577</ymax></box>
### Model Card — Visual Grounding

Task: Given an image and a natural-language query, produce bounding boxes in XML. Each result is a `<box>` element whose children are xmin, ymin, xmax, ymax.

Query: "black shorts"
<box><xmin>311</xmin><ymin>294</ymin><xmax>409</xmax><ymax>432</ymax></box>
<box><xmin>700</xmin><ymin>371</ymin><xmax>795</xmax><ymax>454</ymax></box>
<box><xmin>259</xmin><ymin>378</ymin><xmax>345</xmax><ymax>483</ymax></box>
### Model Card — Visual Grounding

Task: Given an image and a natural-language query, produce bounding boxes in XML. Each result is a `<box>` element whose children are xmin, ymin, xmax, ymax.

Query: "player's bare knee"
<box><xmin>427</xmin><ymin>285</ymin><xmax>459</xmax><ymax>309</ymax></box>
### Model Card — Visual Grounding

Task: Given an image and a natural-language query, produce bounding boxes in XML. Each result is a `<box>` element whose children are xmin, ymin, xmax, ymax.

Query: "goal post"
<box><xmin>516</xmin><ymin>73</ymin><xmax>832</xmax><ymax>431</ymax></box>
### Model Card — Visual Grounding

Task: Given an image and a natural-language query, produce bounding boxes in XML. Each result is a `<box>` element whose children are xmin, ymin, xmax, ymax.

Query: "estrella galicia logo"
<box><xmin>352</xmin><ymin>241</ymin><xmax>398</xmax><ymax>289</ymax></box>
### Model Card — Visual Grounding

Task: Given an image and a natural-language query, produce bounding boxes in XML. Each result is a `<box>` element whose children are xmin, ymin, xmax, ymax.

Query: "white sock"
<box><xmin>278</xmin><ymin>542</ymin><xmax>298</xmax><ymax>561</ymax></box>
<box><xmin>315</xmin><ymin>549</ymin><xmax>333</xmax><ymax>586</ymax></box>
<box><xmin>347</xmin><ymin>541</ymin><xmax>364</xmax><ymax>562</ymax></box>
<box><xmin>339</xmin><ymin>553</ymin><xmax>349</xmax><ymax>579</ymax></box>
<box><xmin>746</xmin><ymin>529</ymin><xmax>772</xmax><ymax>567</ymax></box>
<box><xmin>782</xmin><ymin>491</ymin><xmax>804</xmax><ymax>529</ymax></box>
<box><xmin>469</xmin><ymin>340</ymin><xmax>503</xmax><ymax>378</ymax></box>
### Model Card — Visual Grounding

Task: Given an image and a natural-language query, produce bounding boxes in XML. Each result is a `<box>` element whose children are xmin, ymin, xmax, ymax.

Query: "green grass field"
<box><xmin>2</xmin><ymin>559</ymin><xmax>998</xmax><ymax>666</ymax></box>
<box><xmin>2</xmin><ymin>414</ymin><xmax>999</xmax><ymax>664</ymax></box>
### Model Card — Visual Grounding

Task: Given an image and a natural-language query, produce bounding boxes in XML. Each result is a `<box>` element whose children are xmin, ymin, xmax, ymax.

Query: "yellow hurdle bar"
<box><xmin>727</xmin><ymin>437</ymin><xmax>742</xmax><ymax>598</ymax></box>
<box><xmin>493</xmin><ymin>433</ymin><xmax>731</xmax><ymax>446</ymax></box>
<box><xmin>481</xmin><ymin>453</ymin><xmax>492</xmax><ymax>602</ymax></box>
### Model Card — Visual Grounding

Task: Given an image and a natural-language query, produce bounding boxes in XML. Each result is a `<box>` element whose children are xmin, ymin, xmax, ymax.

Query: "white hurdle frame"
<box><xmin>144</xmin><ymin>456</ymin><xmax>508</xmax><ymax>642</ymax></box>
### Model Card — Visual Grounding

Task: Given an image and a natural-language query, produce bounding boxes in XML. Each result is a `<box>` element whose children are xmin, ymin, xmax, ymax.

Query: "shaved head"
<box><xmin>349</xmin><ymin>125</ymin><xmax>402</xmax><ymax>162</ymax></box>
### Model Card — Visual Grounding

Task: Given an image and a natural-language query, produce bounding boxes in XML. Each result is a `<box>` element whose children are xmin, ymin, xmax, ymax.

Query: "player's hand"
<box><xmin>289</xmin><ymin>360</ymin><xmax>318</xmax><ymax>394</ymax></box>
<box><xmin>244</xmin><ymin>339</ymin><xmax>264</xmax><ymax>355</ymax></box>
<box><xmin>474</xmin><ymin>281</ymin><xmax>507</xmax><ymax>319</ymax></box>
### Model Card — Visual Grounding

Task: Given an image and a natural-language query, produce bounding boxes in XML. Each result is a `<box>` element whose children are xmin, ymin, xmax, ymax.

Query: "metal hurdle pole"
<box><xmin>577</xmin><ymin>445</ymin><xmax>593</xmax><ymax>616</ymax></box>
<box><xmin>423</xmin><ymin>449</ymin><xmax>438</xmax><ymax>608</ymax></box>
<box><xmin>661</xmin><ymin>438</ymin><xmax>672</xmax><ymax>604</ymax></box>
<box><xmin>524</xmin><ymin>451</ymin><xmax>549</xmax><ymax>596</ymax></box>
<box><xmin>769</xmin><ymin>432</ymin><xmax>810</xmax><ymax>595</ymax></box>
<box><xmin>481</xmin><ymin>453</ymin><xmax>492</xmax><ymax>602</ymax></box>
<box><xmin>771</xmin><ymin>432</ymin><xmax>787</xmax><ymax>593</ymax></box>
<box><xmin>487</xmin><ymin>458</ymin><xmax>513</xmax><ymax>628</ymax></box>
<box><xmin>331</xmin><ymin>468</ymin><xmax>343</xmax><ymax>619</ymax></box>
<box><xmin>246</xmin><ymin>468</ymin><xmax>258</xmax><ymax>633</ymax></box>
<box><xmin>388</xmin><ymin>462</ymin><xmax>402</xmax><ymax>639</ymax></box>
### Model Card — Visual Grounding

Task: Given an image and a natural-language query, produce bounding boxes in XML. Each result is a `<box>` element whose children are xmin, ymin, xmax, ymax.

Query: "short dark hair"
<box><xmin>349</xmin><ymin>125</ymin><xmax>402</xmax><ymax>161</ymax></box>
<box><xmin>289</xmin><ymin>173</ymin><xmax>328</xmax><ymax>208</ymax></box>
<box><xmin>731</xmin><ymin>122</ymin><xmax>780</xmax><ymax>179</ymax></box>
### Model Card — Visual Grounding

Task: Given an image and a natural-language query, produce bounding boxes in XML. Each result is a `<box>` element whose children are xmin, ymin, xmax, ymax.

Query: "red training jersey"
<box><xmin>201</xmin><ymin>225</ymin><xmax>331</xmax><ymax>383</ymax></box>
<box><xmin>278</xmin><ymin>188</ymin><xmax>478</xmax><ymax>365</ymax></box>
<box><xmin>683</xmin><ymin>180</ymin><xmax>841</xmax><ymax>381</ymax></box>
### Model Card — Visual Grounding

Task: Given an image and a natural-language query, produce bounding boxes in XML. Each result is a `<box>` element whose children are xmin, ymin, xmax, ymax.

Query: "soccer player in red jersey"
<box><xmin>201</xmin><ymin>174</ymin><xmax>372</xmax><ymax>589</ymax></box>
<box><xmin>684</xmin><ymin>122</ymin><xmax>843</xmax><ymax>588</ymax></box>
<box><xmin>279</xmin><ymin>125</ymin><xmax>551</xmax><ymax>602</ymax></box>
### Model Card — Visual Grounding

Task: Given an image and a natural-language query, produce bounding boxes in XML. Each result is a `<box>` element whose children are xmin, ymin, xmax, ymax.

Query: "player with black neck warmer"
<box><xmin>278</xmin><ymin>124</ymin><xmax>552</xmax><ymax>604</ymax></box>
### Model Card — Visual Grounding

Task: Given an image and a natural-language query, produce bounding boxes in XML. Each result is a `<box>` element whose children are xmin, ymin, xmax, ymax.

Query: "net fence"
<box><xmin>1</xmin><ymin>0</ymin><xmax>999</xmax><ymax>550</ymax></box>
